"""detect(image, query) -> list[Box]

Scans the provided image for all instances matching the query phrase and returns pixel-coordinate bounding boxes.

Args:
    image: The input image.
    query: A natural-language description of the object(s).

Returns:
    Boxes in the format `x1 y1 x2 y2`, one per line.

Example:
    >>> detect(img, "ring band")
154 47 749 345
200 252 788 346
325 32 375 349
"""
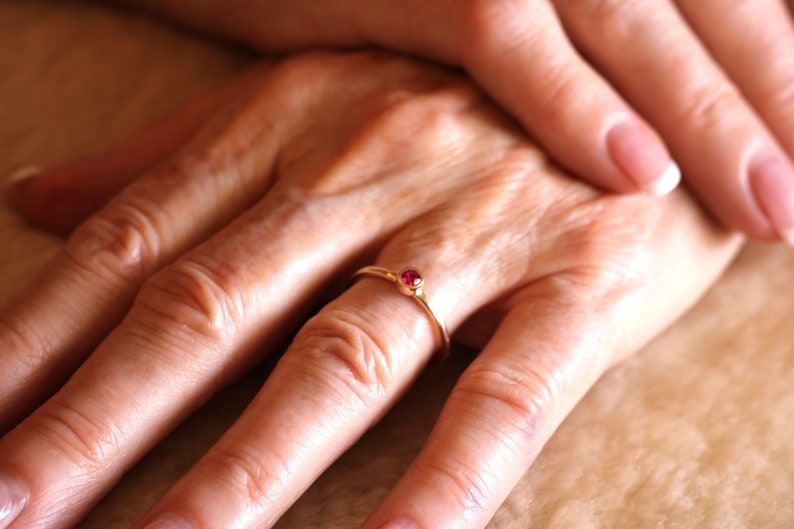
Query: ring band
352 266 450 363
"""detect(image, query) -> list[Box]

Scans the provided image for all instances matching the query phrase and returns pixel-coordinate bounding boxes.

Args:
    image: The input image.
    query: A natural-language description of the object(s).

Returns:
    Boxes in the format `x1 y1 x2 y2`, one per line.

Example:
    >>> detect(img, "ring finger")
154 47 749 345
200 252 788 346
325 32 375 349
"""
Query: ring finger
0 53 528 528
129 157 572 529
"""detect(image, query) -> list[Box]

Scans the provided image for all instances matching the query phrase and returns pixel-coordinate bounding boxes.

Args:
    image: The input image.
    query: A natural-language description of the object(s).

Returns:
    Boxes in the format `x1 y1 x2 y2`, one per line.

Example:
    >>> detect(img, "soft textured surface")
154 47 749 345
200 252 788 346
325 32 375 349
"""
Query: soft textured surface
1 2 793 528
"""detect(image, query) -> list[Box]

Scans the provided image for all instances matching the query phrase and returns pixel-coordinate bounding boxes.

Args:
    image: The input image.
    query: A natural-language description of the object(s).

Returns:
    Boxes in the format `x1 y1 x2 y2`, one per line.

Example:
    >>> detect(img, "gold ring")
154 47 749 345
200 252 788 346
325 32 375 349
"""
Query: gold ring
352 266 450 363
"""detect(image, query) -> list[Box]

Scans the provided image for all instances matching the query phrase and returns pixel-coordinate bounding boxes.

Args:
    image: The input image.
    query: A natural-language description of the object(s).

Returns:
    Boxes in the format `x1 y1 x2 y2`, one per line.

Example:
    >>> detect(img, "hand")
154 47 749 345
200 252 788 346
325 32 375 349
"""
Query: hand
107 0 794 244
2 51 740 529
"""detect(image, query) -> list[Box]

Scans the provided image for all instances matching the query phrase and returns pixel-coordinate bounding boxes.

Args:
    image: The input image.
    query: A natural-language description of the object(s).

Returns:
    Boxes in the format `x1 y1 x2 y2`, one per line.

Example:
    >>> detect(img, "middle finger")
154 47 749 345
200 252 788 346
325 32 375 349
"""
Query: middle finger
0 54 517 528
131 144 579 529
554 0 794 241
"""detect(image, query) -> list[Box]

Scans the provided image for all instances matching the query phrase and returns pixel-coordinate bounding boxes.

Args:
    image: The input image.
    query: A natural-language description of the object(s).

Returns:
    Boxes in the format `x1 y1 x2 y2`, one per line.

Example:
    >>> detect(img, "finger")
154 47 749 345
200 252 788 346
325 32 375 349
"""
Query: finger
0 57 510 526
129 175 739 529
4 67 258 234
377 0 682 195
125 0 681 195
362 282 617 529
122 142 587 529
0 64 282 432
360 203 740 529
554 0 794 242
0 190 412 528
454 0 684 196
351 0 683 195
674 0 794 245
129 282 445 529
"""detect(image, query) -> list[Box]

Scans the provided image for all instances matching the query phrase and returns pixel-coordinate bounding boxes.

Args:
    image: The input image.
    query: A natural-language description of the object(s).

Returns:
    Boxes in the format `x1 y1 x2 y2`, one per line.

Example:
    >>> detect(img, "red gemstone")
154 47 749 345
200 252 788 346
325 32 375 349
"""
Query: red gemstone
400 268 422 287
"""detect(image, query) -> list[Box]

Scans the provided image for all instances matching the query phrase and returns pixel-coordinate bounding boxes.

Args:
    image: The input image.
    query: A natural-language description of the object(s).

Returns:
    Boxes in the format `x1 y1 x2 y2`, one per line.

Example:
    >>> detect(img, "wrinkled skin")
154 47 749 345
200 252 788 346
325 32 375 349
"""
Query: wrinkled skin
103 0 794 243
2 52 741 529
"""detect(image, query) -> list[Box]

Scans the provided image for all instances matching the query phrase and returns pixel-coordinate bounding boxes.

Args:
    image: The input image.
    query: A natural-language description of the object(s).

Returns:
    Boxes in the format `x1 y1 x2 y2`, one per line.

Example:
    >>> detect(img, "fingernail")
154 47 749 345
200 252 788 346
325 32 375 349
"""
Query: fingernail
141 513 195 529
0 470 28 529
4 165 42 210
607 120 681 196
749 151 794 245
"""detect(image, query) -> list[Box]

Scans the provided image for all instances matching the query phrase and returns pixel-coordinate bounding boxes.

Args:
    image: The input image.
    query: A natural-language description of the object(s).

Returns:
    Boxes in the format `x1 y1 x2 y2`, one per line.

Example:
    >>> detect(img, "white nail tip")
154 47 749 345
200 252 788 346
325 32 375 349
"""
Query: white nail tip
6 165 41 185
644 162 682 197
782 227 794 247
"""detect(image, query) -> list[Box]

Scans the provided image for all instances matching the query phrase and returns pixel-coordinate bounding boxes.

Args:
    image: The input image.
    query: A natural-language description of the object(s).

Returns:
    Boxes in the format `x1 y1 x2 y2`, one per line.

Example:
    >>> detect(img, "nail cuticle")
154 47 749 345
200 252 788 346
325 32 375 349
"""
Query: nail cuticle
606 120 680 196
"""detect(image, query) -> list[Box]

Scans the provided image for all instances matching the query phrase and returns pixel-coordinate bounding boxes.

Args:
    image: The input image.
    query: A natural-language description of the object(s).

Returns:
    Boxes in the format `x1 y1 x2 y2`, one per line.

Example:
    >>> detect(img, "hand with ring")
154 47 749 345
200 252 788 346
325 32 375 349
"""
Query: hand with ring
2 51 741 529
102 0 794 245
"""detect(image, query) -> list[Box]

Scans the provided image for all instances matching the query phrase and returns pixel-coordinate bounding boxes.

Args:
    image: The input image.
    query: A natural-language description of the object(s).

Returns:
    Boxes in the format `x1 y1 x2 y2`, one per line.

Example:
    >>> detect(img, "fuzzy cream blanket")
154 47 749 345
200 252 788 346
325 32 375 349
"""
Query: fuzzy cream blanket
1 2 793 527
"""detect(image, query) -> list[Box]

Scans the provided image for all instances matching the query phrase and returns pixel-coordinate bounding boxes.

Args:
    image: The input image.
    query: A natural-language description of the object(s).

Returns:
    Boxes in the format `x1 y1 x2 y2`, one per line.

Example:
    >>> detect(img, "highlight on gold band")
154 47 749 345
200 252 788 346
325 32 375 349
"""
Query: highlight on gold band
351 266 450 363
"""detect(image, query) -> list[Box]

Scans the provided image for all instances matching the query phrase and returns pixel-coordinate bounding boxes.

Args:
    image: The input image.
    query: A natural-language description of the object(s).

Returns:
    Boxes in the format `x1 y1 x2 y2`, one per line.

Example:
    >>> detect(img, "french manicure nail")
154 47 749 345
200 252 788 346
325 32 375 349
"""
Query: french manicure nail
607 120 681 196
0 471 28 529
749 151 794 245
642 162 681 197
142 513 195 529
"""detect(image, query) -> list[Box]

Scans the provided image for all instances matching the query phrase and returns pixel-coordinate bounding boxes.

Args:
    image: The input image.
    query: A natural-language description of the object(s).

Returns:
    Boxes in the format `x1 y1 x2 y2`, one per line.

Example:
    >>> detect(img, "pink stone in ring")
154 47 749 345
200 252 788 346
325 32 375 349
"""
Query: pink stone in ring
400 268 422 288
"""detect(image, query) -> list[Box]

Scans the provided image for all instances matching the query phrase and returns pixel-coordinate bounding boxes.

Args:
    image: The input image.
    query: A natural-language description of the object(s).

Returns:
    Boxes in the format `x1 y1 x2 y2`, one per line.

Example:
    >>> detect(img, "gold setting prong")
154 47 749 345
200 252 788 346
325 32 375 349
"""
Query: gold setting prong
352 265 450 363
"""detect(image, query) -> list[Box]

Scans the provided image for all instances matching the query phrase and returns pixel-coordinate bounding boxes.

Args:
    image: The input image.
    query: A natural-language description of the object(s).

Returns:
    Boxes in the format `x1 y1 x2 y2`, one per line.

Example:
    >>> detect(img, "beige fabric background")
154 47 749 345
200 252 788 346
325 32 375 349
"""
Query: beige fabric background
1 1 793 527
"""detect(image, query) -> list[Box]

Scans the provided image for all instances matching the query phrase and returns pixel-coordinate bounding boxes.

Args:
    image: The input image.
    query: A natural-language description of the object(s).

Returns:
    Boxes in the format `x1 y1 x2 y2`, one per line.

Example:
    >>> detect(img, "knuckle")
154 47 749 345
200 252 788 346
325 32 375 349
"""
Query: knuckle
419 457 493 519
377 89 454 131
256 51 362 112
289 308 396 403
26 399 123 473
550 197 660 294
203 445 287 509
134 259 247 345
0 313 52 369
366 88 471 147
676 82 744 132
267 51 335 85
757 77 794 120
564 0 635 30
456 364 561 442
457 0 503 38
456 0 527 52
286 83 476 199
532 65 591 126
554 0 648 50
64 194 164 286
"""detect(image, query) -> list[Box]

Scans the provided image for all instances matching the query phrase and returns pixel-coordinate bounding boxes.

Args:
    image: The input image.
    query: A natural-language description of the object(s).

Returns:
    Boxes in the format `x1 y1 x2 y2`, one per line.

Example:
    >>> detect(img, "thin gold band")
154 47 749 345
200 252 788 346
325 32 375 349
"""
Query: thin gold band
352 266 450 363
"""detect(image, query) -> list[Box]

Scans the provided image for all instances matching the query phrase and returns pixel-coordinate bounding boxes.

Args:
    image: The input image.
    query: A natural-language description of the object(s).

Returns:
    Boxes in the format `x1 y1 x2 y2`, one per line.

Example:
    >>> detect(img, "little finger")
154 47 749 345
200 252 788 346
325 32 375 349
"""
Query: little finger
0 64 511 523
360 204 740 529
